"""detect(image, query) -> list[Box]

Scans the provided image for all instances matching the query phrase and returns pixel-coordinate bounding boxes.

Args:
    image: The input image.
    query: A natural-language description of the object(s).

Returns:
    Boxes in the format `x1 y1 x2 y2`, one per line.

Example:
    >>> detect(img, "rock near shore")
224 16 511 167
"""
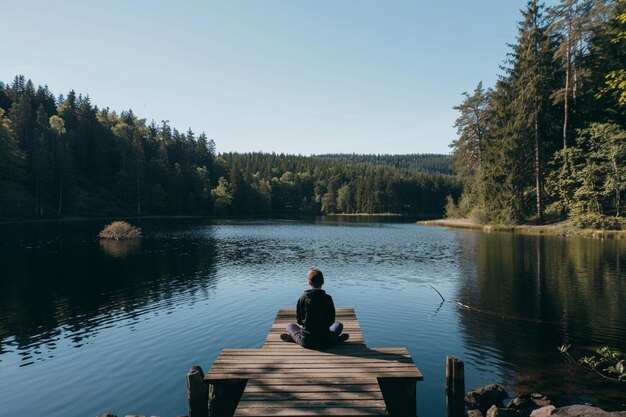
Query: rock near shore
465 385 626 417
465 384 510 414
551 405 626 417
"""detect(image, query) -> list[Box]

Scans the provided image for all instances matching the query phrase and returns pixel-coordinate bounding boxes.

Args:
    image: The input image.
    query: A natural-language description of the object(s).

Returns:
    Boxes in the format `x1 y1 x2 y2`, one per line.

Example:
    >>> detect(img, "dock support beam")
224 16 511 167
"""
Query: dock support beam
187 366 246 417
207 379 247 417
378 378 417 416
445 356 465 417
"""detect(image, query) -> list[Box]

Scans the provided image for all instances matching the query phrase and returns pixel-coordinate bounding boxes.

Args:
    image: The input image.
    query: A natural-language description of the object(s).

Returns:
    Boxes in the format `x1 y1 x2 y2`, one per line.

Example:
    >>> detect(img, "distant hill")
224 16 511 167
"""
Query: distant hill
314 153 454 175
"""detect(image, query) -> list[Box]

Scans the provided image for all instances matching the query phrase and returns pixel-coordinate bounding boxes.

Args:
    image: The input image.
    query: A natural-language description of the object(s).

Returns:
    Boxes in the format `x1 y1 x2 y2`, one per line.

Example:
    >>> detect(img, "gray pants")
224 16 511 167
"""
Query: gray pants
287 322 343 347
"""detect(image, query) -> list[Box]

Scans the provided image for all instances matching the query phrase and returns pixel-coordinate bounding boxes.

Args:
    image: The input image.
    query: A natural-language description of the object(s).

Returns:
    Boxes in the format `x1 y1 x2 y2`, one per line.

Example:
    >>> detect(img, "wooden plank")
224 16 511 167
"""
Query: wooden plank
248 376 378 386
240 392 384 401
213 356 413 366
210 363 417 370
216 350 408 356
229 377 383 385
207 371 422 380
211 359 413 365
260 344 367 350
219 348 410 355
210 367 416 373
237 400 386 408
209 369 421 376
214 355 411 361
235 407 387 416
210 365 419 372
215 353 408 359
212 355 412 362
261 343 367 348
242 385 381 393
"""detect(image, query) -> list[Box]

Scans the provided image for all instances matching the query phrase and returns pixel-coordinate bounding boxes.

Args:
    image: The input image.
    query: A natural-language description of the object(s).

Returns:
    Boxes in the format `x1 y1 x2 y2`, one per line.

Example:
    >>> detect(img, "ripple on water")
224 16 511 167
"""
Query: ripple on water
1 220 626 417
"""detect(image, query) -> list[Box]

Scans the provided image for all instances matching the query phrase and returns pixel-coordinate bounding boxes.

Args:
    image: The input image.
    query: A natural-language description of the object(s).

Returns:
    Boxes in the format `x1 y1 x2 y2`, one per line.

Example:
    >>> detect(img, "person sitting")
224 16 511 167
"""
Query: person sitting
281 268 349 348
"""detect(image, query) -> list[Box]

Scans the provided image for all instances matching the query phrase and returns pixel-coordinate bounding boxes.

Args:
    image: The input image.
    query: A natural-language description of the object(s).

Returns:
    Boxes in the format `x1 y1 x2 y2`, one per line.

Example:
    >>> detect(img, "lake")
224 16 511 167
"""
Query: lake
0 218 624 417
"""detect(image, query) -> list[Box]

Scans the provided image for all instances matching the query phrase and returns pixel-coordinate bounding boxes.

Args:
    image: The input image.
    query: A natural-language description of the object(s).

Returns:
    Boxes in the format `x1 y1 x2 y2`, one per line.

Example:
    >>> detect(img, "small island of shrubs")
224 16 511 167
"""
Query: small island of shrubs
98 221 142 240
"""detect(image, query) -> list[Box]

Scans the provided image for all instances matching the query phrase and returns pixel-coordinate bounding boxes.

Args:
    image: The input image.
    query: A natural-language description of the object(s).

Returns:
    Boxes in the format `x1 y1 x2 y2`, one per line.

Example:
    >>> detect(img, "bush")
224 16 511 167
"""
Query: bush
544 201 567 221
98 221 142 239
444 195 460 218
573 213 624 230
469 207 490 224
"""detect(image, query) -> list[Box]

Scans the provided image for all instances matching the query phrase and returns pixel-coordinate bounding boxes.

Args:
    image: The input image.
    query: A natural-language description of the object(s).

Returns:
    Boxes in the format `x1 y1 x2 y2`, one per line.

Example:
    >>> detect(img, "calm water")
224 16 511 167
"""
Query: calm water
0 218 625 417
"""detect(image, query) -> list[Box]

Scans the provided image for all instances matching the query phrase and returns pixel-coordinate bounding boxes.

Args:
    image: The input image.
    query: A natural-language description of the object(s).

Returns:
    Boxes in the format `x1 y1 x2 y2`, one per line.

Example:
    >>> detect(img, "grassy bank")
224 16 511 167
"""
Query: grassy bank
419 218 626 239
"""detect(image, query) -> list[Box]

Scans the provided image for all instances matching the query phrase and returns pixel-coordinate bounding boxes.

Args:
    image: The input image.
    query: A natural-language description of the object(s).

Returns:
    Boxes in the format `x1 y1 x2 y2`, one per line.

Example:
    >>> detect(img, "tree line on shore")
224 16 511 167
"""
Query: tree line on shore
0 77 460 219
448 0 626 229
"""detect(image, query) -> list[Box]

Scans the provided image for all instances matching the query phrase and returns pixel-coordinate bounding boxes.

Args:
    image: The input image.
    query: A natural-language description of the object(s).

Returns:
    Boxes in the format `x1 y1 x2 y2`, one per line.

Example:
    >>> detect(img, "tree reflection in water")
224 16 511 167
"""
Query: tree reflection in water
455 232 626 410
0 219 218 360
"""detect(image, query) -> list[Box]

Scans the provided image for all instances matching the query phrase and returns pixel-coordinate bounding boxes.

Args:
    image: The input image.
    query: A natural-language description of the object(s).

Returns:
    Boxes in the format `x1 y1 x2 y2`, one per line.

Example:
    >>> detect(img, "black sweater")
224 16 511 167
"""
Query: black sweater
296 288 336 348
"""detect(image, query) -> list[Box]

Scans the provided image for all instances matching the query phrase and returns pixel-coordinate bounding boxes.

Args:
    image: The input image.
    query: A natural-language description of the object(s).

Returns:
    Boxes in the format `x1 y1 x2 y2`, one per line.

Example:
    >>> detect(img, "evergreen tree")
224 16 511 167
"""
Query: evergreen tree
548 0 595 148
598 0 626 107
449 82 491 217
480 0 562 223
49 115 67 215
0 108 29 217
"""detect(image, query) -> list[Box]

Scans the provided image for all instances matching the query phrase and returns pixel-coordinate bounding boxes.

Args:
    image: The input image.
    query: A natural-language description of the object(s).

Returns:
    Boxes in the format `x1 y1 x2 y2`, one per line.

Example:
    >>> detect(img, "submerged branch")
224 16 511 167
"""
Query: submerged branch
429 285 445 302
455 302 560 325
559 350 623 383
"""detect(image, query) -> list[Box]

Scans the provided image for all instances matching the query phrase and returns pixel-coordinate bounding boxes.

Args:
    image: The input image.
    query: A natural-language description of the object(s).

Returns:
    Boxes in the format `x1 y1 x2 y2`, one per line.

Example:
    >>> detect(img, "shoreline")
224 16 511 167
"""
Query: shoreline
419 218 626 238
0 215 208 225
326 212 404 217
0 213 435 225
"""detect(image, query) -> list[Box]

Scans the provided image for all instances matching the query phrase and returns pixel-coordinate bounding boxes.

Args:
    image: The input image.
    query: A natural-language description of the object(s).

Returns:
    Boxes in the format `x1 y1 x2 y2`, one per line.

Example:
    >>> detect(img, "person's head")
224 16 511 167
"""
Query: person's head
307 268 324 288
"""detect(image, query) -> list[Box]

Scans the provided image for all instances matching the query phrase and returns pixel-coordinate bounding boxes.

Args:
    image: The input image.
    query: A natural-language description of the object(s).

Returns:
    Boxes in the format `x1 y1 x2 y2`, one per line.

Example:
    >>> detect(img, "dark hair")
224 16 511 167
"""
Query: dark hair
307 268 324 288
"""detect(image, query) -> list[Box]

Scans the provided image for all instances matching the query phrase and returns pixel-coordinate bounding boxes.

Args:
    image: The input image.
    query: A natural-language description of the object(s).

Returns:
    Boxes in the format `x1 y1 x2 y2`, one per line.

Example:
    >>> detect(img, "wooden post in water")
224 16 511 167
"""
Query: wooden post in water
445 356 465 417
187 365 209 417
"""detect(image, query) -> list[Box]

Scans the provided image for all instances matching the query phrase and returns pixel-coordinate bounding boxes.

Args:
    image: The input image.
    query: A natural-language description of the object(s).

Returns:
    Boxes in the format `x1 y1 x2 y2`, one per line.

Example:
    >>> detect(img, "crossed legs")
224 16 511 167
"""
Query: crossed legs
284 322 346 346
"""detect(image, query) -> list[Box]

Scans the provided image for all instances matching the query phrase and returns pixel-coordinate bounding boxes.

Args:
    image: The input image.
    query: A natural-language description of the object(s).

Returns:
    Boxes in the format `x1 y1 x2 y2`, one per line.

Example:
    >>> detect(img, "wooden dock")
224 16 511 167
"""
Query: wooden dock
200 308 423 417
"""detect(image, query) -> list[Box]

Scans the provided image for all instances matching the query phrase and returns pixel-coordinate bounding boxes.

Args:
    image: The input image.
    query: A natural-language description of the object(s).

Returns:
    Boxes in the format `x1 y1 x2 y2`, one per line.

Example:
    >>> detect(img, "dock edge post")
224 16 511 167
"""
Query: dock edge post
187 365 209 417
445 356 465 417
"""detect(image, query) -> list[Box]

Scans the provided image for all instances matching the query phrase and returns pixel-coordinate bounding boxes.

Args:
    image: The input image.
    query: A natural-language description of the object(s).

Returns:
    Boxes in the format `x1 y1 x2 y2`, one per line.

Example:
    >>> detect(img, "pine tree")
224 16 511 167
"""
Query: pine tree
548 0 596 148
484 0 562 223
598 0 626 108
450 82 491 217
0 108 29 216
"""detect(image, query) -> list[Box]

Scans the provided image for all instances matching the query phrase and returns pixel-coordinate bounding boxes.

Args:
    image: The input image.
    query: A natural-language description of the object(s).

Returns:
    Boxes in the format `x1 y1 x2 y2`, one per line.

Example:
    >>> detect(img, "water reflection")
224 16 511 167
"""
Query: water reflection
99 239 141 259
0 220 219 362
455 232 626 409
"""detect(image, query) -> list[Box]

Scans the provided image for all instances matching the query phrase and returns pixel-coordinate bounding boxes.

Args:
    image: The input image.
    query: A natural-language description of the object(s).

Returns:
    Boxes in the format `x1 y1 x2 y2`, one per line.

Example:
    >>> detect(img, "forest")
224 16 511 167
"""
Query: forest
5 0 624 227
448 0 626 229
0 78 460 219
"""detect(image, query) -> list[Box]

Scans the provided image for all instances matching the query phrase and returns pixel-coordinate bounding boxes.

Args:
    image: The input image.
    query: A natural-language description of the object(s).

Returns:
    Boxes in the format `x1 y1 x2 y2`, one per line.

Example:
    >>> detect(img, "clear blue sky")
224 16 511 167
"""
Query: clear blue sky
1 1 543 155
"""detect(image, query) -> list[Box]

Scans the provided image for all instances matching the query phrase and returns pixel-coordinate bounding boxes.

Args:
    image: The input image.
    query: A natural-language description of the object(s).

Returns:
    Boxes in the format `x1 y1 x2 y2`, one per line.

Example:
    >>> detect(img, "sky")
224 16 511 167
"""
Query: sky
1 1 547 155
